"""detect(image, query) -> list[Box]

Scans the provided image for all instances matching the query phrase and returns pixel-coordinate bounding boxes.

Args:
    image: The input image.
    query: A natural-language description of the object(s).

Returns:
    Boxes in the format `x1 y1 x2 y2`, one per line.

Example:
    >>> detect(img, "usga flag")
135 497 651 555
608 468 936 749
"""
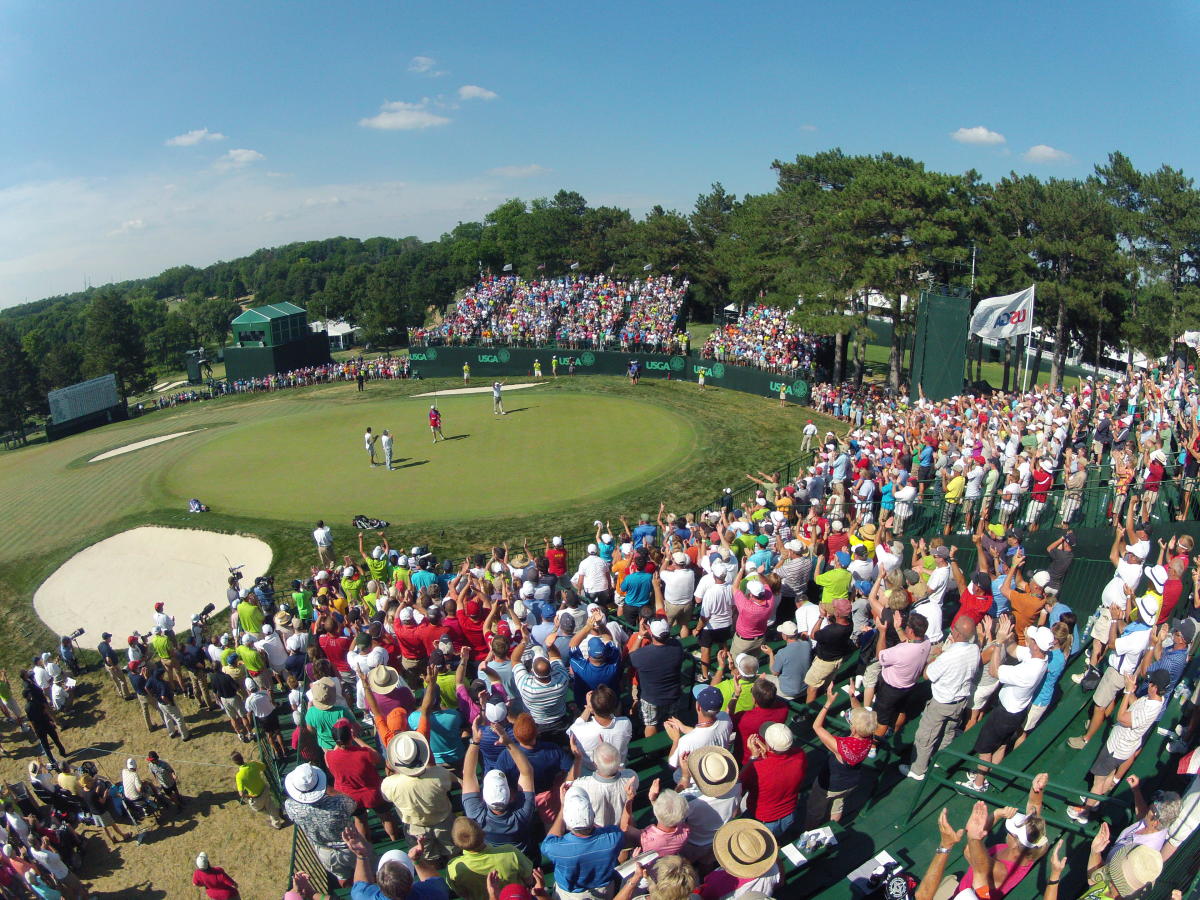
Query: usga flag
970 286 1035 340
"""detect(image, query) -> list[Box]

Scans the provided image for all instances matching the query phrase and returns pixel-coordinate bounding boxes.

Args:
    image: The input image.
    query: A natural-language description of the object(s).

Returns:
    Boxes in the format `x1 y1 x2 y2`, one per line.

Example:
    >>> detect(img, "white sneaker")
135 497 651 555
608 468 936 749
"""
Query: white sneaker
899 765 925 781
1070 672 1085 685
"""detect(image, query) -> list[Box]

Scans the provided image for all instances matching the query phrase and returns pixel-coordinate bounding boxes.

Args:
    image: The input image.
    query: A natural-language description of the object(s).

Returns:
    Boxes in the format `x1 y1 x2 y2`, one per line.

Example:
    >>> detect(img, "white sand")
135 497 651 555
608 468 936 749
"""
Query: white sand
413 381 545 398
34 527 272 641
89 430 197 462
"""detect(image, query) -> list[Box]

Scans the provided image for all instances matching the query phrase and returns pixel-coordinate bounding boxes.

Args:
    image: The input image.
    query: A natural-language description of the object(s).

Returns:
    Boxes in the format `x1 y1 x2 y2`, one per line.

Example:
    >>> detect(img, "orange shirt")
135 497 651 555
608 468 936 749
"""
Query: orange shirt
1008 590 1042 633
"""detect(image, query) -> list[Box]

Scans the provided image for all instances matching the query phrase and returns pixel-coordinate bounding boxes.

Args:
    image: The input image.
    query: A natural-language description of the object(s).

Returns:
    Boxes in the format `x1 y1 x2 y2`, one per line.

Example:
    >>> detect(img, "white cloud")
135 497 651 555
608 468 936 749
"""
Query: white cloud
458 84 498 101
1023 144 1072 164
951 126 1006 146
0 172 506 306
487 164 550 178
107 218 146 237
359 99 451 130
799 124 818 132
408 55 446 76
212 148 265 172
165 128 226 147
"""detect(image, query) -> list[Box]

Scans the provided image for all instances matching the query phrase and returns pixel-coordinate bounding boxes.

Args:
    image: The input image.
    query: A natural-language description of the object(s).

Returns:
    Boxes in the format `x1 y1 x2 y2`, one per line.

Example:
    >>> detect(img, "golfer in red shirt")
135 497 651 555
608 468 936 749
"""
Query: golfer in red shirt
429 405 444 442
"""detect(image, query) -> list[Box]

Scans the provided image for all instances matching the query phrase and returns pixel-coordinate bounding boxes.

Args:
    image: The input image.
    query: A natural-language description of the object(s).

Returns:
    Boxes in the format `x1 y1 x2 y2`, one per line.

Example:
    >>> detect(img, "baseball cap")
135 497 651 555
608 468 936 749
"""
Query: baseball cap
482 769 511 808
1025 626 1054 652
932 546 951 560
777 621 798 636
649 620 670 639
696 686 724 713
763 722 794 753
1149 669 1172 693
672 551 689 565
1031 571 1051 588
746 580 766 597
563 792 595 830
1175 619 1197 643
587 637 608 659
485 701 508 723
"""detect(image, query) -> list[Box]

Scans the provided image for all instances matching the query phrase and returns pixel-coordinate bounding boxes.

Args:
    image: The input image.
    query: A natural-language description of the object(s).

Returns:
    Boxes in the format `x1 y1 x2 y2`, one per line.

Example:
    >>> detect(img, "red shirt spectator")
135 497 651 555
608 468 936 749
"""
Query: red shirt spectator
394 623 427 660
192 865 240 900
826 530 849 561
416 621 449 656
547 547 567 577
1145 459 1165 492
1031 467 1053 503
740 746 807 823
456 602 489 661
952 582 993 629
325 741 387 810
731 701 789 764
318 632 352 673
1160 574 1183 624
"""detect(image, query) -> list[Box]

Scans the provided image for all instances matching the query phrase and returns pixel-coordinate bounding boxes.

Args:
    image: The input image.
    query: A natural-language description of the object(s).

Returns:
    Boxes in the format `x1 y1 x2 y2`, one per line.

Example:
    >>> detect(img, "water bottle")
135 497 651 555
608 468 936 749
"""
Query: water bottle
1176 680 1191 705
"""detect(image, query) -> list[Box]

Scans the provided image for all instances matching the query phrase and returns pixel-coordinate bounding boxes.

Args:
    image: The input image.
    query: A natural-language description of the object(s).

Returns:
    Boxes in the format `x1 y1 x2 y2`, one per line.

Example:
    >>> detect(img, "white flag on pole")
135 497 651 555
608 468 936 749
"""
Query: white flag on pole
970 286 1035 340
1177 331 1200 351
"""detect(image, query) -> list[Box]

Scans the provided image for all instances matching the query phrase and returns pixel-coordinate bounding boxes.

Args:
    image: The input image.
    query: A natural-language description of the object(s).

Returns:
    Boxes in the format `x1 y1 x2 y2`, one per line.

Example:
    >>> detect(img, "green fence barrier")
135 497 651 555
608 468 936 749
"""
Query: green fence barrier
406 345 811 403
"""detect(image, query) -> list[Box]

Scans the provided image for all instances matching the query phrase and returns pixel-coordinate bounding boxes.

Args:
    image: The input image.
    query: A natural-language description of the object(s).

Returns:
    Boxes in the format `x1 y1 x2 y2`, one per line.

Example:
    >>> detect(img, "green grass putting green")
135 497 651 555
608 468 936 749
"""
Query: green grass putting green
163 389 696 523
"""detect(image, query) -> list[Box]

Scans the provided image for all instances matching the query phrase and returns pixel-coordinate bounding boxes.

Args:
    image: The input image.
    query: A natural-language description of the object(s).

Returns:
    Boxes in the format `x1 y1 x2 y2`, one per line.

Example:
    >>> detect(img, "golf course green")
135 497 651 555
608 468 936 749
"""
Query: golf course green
162 389 696 523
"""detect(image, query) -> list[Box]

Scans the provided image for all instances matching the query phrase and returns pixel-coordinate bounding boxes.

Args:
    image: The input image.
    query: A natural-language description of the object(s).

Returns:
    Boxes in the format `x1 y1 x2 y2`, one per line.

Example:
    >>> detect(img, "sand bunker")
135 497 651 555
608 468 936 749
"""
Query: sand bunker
413 381 545 397
90 431 197 462
155 380 186 393
34 527 272 642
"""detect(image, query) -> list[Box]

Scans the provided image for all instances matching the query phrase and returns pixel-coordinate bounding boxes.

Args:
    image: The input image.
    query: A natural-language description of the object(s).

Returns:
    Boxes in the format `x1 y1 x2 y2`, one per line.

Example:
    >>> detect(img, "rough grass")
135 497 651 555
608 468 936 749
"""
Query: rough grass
0 374 842 896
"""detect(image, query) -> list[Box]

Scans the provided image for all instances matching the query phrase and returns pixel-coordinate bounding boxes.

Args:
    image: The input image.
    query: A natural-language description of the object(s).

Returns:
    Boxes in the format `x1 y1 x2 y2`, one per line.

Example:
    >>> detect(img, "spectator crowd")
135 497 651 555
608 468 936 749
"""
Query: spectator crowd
409 274 688 352
701 304 829 375
15 350 1200 900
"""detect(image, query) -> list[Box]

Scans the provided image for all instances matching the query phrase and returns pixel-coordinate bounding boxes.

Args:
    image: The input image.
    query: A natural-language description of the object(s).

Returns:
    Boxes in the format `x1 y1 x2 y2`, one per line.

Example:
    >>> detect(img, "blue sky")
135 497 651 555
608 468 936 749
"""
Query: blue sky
2 0 1197 307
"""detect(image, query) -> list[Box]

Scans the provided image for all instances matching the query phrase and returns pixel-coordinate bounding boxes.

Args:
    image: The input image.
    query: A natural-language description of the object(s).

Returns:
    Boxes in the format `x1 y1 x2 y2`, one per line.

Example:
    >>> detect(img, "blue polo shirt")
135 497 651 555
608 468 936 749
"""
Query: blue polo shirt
568 645 621 706
494 741 572 793
353 878 448 900
631 524 658 547
541 827 624 893
463 790 537 858
620 571 653 609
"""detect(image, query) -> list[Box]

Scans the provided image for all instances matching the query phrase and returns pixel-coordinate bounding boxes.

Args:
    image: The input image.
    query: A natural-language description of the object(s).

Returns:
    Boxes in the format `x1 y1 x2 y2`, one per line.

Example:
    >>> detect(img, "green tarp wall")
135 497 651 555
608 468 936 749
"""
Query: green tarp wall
910 289 970 402
405 346 811 403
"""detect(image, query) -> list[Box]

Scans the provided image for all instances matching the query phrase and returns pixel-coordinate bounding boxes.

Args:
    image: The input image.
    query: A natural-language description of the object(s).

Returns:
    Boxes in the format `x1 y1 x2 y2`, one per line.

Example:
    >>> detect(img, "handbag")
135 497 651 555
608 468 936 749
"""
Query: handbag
1079 665 1102 692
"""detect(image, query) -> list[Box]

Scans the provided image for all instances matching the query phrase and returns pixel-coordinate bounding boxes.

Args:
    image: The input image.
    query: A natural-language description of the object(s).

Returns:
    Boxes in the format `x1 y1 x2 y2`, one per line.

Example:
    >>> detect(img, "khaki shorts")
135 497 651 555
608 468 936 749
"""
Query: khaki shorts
219 695 241 719
665 602 692 629
805 656 842 689
1093 665 1127 708
1023 703 1048 731
1090 607 1114 643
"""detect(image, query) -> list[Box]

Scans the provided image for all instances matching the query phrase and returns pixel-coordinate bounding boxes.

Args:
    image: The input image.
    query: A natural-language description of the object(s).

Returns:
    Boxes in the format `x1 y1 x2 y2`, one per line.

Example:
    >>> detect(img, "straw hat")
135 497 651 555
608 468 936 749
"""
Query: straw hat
386 731 431 776
273 610 294 628
689 745 739 797
1100 844 1162 897
368 665 401 695
712 819 779 879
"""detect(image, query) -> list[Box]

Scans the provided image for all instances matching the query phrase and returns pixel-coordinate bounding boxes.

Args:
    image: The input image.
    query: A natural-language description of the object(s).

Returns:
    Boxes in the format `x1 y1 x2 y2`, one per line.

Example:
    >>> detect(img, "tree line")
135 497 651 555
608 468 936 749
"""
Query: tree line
0 148 1197 439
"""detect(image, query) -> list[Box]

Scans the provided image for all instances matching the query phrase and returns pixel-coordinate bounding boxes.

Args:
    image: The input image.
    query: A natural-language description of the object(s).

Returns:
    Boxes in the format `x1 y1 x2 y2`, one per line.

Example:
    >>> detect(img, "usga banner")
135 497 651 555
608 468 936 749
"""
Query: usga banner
970 286 1035 340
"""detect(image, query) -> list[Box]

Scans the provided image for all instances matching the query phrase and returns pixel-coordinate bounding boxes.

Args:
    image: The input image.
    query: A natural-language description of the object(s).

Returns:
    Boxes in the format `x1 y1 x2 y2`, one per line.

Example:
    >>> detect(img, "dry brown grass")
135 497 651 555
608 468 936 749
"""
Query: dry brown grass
0 671 292 898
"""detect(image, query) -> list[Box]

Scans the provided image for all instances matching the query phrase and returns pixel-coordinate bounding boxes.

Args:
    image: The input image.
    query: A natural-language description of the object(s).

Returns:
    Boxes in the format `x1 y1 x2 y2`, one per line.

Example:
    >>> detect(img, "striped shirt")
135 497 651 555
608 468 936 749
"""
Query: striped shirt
512 660 569 725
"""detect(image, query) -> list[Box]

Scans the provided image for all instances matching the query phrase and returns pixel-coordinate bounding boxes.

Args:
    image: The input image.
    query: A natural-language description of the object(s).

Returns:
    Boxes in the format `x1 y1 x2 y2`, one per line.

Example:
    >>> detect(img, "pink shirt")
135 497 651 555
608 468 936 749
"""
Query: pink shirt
733 588 774 639
879 639 932 690
958 845 1035 899
638 823 691 858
